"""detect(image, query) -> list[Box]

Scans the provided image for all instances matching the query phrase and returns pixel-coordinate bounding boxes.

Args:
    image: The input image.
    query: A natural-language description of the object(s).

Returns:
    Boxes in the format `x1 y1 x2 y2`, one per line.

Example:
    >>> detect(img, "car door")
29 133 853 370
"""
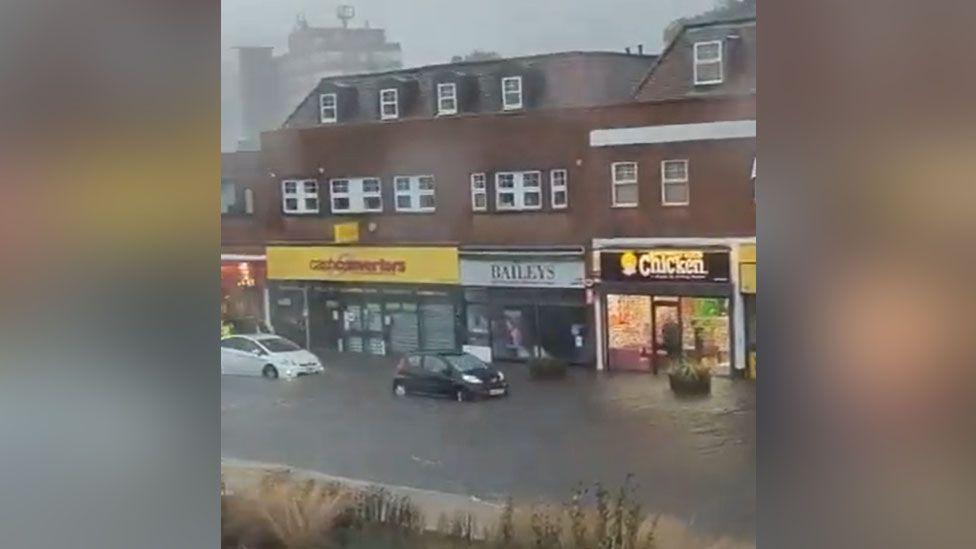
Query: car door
220 337 249 375
236 338 270 376
400 354 425 393
422 356 454 396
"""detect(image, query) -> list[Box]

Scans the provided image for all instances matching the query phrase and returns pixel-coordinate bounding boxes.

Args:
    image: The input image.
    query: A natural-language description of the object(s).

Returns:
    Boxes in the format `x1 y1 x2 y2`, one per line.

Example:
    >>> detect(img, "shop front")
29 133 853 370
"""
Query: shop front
266 245 461 356
596 248 736 376
459 249 592 365
220 254 268 336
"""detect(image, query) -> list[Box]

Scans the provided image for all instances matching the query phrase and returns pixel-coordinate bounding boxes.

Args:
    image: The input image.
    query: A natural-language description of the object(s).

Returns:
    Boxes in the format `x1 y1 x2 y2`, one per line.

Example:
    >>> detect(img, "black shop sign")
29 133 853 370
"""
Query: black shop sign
601 250 730 283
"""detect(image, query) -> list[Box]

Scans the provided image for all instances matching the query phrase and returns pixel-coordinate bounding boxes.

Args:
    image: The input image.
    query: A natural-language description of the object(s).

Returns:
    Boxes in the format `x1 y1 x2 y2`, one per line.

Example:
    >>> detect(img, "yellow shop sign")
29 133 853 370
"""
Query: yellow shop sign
739 244 756 294
267 246 459 284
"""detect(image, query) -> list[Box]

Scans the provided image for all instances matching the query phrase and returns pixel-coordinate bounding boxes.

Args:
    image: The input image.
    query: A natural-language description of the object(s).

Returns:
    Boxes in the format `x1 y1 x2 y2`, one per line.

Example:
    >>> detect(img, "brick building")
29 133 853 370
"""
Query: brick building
220 12 757 374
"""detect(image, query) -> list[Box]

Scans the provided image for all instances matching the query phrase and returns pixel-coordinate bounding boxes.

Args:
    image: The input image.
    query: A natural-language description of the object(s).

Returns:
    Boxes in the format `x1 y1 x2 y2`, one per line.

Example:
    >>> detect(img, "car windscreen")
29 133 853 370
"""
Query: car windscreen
442 354 487 372
257 337 302 353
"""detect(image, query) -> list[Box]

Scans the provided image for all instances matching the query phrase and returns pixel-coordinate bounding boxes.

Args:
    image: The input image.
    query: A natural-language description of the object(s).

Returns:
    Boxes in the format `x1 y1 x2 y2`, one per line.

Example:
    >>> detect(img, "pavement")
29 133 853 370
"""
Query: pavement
221 351 755 542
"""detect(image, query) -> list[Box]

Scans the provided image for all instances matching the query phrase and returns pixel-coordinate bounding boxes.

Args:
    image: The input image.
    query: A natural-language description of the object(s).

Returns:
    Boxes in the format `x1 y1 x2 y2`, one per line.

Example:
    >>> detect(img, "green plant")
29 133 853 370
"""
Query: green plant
669 358 711 381
566 483 589 548
530 505 562 548
528 357 569 380
498 496 515 545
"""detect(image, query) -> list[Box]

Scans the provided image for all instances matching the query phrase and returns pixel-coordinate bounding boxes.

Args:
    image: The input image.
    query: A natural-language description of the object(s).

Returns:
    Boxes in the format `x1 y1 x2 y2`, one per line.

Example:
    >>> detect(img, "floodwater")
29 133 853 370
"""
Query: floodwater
221 352 755 541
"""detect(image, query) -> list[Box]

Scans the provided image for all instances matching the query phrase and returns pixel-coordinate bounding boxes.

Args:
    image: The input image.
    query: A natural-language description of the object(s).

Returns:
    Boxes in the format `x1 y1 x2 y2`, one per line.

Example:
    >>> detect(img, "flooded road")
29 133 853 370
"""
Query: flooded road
221 352 755 541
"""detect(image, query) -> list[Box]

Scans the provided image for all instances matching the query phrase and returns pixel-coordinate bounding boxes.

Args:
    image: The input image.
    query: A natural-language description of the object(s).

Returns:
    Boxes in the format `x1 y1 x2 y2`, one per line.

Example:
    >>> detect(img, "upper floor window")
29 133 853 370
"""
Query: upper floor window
611 162 638 207
282 179 319 214
501 76 523 110
693 41 723 85
496 171 541 211
394 175 436 212
221 180 255 215
380 88 399 119
330 178 383 213
319 93 337 123
437 83 457 115
550 169 568 209
661 160 690 206
470 173 487 212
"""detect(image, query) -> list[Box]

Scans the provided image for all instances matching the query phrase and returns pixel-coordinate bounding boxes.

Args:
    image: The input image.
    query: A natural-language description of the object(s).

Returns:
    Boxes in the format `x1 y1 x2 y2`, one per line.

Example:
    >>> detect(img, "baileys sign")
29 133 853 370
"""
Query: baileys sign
461 257 585 288
601 250 730 283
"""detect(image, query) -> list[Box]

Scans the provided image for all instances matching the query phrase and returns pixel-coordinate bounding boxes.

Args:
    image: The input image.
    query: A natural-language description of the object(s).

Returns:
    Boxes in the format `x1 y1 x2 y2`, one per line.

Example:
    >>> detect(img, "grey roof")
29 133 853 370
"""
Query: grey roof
279 51 658 129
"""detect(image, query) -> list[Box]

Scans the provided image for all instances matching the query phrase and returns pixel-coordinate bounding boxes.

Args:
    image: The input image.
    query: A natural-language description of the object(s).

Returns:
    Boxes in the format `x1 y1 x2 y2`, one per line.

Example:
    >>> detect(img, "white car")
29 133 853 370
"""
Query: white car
220 334 324 379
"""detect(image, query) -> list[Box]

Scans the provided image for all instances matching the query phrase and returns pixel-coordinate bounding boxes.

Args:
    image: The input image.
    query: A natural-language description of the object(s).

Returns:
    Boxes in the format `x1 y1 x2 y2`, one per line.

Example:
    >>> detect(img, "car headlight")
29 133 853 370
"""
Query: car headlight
497 372 505 381
461 374 483 384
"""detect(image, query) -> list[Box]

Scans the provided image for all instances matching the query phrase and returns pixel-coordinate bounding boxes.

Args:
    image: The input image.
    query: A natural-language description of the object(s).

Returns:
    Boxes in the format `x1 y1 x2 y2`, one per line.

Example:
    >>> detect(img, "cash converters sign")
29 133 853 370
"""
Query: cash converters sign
267 246 459 284
600 250 730 283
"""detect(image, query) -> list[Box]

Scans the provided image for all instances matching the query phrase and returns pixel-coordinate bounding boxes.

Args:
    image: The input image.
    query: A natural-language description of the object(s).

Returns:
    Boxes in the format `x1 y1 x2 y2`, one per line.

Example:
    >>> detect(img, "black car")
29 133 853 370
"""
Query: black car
393 351 509 402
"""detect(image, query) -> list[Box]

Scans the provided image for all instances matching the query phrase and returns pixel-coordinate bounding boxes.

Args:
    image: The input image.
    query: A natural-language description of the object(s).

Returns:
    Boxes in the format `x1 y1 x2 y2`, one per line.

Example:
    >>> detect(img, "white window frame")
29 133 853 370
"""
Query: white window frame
470 173 487 212
329 178 383 214
281 179 320 214
611 162 639 208
501 76 523 110
693 40 724 85
495 171 542 211
661 159 690 206
243 188 254 214
550 169 568 209
436 83 458 115
379 88 399 120
393 175 436 213
319 93 338 123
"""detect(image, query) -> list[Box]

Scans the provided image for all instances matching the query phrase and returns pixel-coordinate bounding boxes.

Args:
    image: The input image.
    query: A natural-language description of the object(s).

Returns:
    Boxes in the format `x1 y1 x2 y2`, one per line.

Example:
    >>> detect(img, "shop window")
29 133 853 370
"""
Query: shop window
394 175 436 212
501 76 523 110
606 294 652 371
495 171 542 211
550 169 568 209
491 306 535 360
470 173 487 212
465 304 490 347
281 179 320 214
693 40 723 85
661 159 690 206
330 177 383 213
437 82 457 115
611 162 638 207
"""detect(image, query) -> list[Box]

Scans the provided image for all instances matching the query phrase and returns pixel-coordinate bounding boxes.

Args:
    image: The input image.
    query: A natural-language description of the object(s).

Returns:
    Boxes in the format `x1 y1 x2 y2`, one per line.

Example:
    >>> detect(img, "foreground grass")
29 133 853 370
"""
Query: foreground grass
221 470 753 549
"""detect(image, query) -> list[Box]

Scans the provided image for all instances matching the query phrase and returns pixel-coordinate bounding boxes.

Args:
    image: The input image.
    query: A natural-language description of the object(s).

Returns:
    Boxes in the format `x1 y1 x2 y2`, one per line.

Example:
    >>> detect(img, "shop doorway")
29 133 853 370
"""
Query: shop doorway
606 294 732 374
269 285 308 349
652 297 681 373
308 288 341 355
342 299 386 355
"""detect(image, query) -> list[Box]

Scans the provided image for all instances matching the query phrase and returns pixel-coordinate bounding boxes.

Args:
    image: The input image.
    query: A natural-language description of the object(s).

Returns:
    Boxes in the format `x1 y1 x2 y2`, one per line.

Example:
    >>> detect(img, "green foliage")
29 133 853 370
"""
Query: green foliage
499 497 515 545
528 358 569 380
669 358 711 382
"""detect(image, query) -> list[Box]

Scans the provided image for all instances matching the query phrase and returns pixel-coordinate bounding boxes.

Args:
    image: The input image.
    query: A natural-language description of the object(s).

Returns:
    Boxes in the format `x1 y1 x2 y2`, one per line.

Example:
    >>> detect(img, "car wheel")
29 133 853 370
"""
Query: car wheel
393 382 407 397
262 365 279 379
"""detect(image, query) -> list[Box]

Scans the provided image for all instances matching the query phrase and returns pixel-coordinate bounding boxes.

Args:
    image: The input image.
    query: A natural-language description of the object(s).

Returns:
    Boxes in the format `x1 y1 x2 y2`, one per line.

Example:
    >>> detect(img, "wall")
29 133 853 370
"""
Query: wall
221 96 756 249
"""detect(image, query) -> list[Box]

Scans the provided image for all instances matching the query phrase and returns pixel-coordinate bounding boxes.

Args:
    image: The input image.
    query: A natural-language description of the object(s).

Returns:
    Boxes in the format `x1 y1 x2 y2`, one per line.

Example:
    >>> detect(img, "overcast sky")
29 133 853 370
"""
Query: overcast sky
221 0 716 65
220 0 718 150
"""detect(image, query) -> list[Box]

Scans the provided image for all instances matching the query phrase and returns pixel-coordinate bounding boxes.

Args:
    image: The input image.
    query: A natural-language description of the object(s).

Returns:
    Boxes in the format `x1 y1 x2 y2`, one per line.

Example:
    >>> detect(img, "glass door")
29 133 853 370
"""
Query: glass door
364 301 386 355
652 296 681 372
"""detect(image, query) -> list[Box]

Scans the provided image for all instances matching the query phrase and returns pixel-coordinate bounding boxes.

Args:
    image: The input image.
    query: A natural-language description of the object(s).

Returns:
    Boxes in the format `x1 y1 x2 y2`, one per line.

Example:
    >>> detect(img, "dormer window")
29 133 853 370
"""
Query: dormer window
319 93 337 123
437 83 457 115
693 41 723 85
380 88 399 119
501 76 523 110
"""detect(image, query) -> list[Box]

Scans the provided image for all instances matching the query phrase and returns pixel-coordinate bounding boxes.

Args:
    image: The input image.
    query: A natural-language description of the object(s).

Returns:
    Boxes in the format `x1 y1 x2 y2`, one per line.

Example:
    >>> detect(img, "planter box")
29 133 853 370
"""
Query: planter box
668 373 711 395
